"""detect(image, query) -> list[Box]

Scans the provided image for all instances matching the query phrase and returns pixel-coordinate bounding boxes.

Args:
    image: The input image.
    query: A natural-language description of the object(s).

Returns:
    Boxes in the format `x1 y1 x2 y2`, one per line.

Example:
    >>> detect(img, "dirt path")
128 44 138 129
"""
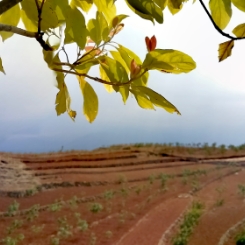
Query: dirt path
115 195 191 245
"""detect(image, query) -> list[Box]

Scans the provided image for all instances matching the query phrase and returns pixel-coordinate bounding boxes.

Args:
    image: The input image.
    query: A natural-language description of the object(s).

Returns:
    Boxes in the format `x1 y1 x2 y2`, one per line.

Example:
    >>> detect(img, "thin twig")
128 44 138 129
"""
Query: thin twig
52 68 148 86
199 0 245 40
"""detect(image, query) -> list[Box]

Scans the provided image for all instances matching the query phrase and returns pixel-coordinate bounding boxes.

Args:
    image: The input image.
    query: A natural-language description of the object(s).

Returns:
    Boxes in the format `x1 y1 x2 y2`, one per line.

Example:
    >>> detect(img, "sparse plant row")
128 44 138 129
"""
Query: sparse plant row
0 164 226 199
189 167 242 195
0 180 171 245
158 196 194 245
0 164 235 218
171 201 205 245
0 182 141 218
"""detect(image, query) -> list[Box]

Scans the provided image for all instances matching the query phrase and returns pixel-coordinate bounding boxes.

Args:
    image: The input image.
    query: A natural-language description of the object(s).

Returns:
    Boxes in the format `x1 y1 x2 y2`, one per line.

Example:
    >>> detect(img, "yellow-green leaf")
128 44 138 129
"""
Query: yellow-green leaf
209 0 232 30
111 14 129 28
218 40 234 62
154 0 168 10
50 0 70 22
110 50 130 73
65 6 88 49
125 0 163 24
118 85 130 104
99 65 114 93
55 73 68 115
99 56 129 83
132 86 180 114
169 0 183 9
0 58 6 74
232 23 245 37
97 12 110 41
168 0 183 15
68 110 77 121
231 0 245 12
93 0 116 23
131 71 149 86
21 0 59 31
130 89 154 109
71 0 93 13
87 11 109 45
79 77 98 123
142 49 196 73
21 9 37 32
0 4 20 41
117 44 142 69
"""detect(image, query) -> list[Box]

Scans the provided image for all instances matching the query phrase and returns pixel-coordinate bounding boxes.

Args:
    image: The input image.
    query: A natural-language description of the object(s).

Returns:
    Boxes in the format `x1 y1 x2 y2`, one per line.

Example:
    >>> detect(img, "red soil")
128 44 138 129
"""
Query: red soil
1 145 245 245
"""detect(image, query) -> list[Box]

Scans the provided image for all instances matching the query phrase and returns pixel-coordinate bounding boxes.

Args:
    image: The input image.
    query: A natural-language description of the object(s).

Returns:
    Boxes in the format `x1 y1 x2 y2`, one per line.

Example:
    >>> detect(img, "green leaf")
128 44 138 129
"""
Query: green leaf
0 57 6 74
97 12 110 41
110 50 130 73
117 44 142 69
99 57 129 102
87 19 102 45
111 14 129 28
232 23 245 37
55 72 76 120
118 85 130 104
0 4 20 41
218 40 234 62
168 0 183 15
79 77 98 123
131 71 149 86
99 56 129 83
231 0 245 12
21 0 59 31
93 0 116 23
132 86 180 114
125 0 163 23
65 6 88 49
142 49 196 73
168 0 183 9
99 65 114 93
154 0 168 10
209 0 232 30
130 89 154 109
87 11 109 45
21 9 37 32
55 73 68 115
71 0 93 13
50 0 70 22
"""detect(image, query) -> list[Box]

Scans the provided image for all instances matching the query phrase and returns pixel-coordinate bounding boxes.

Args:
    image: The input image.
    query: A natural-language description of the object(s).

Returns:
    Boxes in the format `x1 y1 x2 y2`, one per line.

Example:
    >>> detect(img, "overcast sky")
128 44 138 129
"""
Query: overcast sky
1 1 245 153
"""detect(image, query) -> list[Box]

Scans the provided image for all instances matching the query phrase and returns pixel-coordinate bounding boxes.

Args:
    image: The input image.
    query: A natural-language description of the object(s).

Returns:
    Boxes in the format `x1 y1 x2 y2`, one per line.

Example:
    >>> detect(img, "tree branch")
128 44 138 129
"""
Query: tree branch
0 0 22 15
0 23 37 38
52 68 148 86
199 0 245 40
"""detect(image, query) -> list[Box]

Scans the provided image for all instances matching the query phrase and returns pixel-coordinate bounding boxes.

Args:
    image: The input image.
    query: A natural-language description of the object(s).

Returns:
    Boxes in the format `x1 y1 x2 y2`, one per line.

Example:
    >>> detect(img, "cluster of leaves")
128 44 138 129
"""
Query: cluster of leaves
206 0 245 61
0 0 196 122
1 0 245 122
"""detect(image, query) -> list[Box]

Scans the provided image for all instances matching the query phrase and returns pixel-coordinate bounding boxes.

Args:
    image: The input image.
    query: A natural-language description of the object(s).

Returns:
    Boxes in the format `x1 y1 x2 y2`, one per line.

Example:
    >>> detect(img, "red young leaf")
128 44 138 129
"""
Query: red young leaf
145 35 157 52
150 35 157 50
145 36 151 52
130 59 141 78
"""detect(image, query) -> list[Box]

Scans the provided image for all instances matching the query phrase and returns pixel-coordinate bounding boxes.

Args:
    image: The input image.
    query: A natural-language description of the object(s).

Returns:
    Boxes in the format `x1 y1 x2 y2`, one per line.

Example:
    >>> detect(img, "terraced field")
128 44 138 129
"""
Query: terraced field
1 144 245 245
